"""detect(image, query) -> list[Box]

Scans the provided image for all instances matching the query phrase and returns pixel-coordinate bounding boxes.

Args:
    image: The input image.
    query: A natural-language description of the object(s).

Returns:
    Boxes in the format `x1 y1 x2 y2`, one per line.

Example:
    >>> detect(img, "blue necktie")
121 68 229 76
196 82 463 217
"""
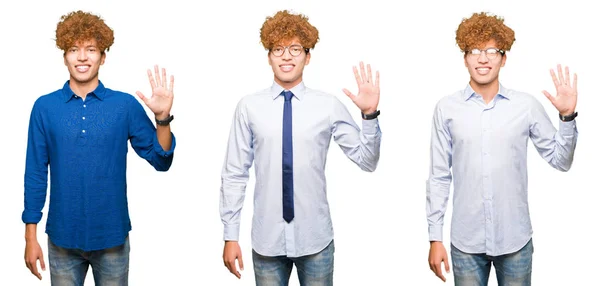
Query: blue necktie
282 90 294 223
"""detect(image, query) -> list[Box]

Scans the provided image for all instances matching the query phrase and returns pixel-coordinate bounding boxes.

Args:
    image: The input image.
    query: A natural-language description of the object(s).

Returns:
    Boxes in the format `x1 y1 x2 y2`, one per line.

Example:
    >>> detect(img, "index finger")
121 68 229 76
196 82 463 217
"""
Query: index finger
549 69 559 88
27 262 41 280
556 64 565 84
352 66 361 85
169 75 175 93
146 69 156 89
431 261 446 282
225 259 241 279
359 61 366 83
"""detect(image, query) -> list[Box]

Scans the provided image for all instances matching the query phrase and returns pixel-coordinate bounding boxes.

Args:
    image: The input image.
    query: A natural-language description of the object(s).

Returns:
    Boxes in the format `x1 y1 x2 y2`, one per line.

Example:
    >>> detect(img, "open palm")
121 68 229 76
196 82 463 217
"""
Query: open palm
542 64 577 116
136 65 174 119
342 61 380 115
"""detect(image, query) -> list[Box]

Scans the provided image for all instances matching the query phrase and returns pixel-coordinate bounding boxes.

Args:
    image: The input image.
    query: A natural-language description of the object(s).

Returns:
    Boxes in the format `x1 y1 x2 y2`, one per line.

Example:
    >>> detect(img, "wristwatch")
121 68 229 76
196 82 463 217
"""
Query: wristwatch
155 114 174 126
559 112 577 122
361 110 380 120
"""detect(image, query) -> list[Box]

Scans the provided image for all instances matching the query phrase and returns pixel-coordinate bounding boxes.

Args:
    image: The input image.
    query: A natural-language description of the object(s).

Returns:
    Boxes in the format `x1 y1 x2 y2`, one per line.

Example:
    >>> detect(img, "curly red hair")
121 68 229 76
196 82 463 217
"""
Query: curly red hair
260 10 319 51
55 10 114 53
456 12 515 53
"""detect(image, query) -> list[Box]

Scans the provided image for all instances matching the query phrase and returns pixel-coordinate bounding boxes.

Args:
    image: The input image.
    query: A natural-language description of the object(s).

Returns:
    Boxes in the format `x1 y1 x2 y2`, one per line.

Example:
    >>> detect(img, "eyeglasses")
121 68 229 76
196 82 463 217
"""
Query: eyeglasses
465 48 505 60
271 45 309 57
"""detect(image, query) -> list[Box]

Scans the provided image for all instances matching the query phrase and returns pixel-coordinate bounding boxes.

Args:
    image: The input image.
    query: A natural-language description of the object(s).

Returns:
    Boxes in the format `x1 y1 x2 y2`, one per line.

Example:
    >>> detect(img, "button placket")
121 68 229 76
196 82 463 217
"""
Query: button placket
481 108 494 253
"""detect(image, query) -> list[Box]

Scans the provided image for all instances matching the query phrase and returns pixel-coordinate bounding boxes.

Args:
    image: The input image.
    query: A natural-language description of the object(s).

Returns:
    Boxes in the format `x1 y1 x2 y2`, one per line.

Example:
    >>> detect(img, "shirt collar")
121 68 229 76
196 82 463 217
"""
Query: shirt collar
462 82 510 101
62 80 107 102
270 81 306 100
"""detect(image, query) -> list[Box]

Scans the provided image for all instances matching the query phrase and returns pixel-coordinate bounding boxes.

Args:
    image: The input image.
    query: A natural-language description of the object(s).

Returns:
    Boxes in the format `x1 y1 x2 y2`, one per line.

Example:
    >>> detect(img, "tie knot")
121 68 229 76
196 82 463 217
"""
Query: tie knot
283 90 293 101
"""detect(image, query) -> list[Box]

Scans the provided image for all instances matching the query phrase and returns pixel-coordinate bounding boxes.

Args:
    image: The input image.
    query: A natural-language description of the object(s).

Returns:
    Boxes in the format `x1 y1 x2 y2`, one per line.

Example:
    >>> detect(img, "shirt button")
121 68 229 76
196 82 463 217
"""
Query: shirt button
83 105 87 108
82 130 86 133
82 117 86 120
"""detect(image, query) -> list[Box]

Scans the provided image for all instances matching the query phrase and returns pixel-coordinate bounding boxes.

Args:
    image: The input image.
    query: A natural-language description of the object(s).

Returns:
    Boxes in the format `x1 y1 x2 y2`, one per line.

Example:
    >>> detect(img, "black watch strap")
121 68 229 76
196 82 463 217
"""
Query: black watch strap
156 114 174 126
361 110 380 120
559 112 577 122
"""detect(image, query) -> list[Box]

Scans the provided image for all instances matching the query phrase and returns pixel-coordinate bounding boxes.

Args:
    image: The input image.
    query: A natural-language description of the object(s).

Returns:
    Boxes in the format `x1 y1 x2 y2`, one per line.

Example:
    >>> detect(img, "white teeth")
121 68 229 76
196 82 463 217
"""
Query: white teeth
76 66 89 72
476 68 490 71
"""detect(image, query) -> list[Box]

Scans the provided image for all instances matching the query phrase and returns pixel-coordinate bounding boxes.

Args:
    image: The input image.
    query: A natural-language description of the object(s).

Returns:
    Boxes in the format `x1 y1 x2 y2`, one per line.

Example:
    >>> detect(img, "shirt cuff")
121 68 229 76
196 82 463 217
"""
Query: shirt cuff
22 210 42 224
558 120 577 137
428 225 443 242
223 224 240 241
153 132 176 157
361 118 380 135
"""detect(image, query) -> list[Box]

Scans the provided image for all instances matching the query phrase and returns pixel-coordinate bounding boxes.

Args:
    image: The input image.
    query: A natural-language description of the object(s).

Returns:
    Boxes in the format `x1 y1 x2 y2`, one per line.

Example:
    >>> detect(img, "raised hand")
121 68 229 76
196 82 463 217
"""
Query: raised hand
542 64 577 116
342 61 380 115
136 65 174 119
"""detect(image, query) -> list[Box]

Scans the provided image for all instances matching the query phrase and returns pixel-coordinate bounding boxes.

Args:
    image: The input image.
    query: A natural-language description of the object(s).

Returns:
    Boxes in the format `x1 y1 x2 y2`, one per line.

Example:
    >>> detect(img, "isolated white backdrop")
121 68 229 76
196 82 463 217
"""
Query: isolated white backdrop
0 0 597 285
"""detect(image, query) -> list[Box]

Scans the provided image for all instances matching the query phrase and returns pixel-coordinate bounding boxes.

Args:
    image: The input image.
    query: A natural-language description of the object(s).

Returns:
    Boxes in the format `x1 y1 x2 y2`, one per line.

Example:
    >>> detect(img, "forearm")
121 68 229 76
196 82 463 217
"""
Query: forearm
552 120 578 170
25 224 38 242
156 124 172 151
357 118 382 171
537 120 578 171
426 178 451 242
220 184 246 241
337 118 381 172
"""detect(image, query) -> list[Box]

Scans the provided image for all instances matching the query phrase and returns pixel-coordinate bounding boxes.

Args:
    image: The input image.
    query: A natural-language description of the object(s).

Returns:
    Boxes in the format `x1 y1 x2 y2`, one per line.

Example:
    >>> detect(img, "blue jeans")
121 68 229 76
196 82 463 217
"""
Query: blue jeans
451 239 533 286
252 240 335 286
48 237 130 286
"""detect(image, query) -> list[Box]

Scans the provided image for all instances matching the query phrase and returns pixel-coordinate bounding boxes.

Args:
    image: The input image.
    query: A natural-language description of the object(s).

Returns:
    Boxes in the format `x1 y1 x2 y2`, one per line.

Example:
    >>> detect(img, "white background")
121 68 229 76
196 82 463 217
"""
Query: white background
1 0 597 285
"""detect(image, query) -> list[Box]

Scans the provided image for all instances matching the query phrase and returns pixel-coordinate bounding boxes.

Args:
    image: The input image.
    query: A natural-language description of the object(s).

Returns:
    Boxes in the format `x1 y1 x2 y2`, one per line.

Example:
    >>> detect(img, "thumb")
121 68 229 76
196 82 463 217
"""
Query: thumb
40 254 46 271
542 90 554 104
444 254 450 273
136 91 149 105
342 88 355 102
238 252 244 271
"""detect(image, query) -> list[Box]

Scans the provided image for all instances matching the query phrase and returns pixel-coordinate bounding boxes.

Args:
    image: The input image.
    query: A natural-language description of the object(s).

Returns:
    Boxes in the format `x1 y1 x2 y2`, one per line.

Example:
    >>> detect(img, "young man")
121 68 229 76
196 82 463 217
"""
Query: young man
426 12 578 285
220 10 381 285
22 10 176 285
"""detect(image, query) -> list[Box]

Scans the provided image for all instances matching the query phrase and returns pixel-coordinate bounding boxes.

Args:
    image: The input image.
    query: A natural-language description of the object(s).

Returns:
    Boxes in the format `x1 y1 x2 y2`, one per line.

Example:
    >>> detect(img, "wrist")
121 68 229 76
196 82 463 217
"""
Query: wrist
361 108 377 115
155 114 174 126
155 112 170 121
559 109 575 116
25 223 37 241
361 110 380 120
25 232 37 242
559 111 578 122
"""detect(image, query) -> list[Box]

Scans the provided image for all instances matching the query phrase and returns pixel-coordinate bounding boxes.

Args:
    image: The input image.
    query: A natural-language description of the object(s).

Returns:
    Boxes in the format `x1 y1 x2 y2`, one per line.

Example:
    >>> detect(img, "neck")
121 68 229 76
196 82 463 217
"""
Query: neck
69 78 99 100
470 79 499 104
274 78 302 91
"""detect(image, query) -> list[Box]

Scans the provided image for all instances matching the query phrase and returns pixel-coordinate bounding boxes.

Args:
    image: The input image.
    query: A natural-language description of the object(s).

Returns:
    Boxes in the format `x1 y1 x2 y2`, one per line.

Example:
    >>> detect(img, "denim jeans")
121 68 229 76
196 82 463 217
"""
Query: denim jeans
451 239 533 286
252 240 335 286
48 237 130 286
